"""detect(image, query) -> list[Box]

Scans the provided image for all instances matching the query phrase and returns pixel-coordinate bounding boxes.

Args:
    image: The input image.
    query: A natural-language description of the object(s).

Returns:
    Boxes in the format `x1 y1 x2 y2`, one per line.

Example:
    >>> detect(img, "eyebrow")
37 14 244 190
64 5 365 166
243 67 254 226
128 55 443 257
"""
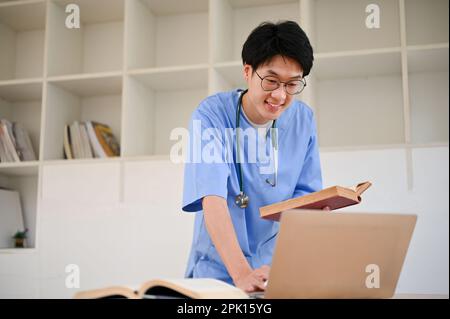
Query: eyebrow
265 69 303 79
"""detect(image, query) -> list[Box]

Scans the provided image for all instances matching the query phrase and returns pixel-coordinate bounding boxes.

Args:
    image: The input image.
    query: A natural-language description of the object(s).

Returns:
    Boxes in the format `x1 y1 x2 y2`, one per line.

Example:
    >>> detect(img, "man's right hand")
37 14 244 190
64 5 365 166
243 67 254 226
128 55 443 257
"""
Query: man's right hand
234 265 270 293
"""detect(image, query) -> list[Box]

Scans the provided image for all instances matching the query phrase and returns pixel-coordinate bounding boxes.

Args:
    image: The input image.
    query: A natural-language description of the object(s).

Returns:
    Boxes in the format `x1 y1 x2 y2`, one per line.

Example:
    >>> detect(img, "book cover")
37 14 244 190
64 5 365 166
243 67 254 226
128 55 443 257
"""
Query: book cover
260 181 372 221
69 122 83 159
85 121 107 158
63 124 73 160
79 123 94 159
92 122 120 157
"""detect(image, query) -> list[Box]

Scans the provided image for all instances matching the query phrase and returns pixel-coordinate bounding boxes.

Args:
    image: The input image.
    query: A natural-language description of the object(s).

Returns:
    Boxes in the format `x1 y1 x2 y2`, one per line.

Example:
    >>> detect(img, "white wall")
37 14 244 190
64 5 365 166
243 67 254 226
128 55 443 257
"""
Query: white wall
0 146 447 298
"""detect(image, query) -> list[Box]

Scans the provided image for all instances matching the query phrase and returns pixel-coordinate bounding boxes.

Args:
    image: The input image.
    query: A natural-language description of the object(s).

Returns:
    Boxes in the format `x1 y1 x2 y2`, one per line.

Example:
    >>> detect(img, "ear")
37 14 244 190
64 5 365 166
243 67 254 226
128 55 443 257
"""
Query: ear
243 64 252 81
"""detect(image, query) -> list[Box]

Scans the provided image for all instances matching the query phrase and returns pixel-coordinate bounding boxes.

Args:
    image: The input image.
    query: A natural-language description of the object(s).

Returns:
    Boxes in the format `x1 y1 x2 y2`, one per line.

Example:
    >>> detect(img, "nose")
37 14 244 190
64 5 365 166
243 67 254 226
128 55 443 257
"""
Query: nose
271 84 287 103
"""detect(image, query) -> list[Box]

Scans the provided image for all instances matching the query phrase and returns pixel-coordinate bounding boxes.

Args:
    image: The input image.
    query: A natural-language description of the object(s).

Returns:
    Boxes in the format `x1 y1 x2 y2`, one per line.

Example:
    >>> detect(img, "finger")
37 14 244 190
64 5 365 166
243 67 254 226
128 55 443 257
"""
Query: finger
244 285 254 293
253 281 266 291
254 269 269 280
250 277 267 291
255 272 269 281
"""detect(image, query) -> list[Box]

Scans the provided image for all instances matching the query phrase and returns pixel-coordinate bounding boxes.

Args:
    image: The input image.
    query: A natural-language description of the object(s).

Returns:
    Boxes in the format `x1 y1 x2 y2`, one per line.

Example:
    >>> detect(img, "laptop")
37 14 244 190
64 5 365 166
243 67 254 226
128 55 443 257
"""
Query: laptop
252 210 417 299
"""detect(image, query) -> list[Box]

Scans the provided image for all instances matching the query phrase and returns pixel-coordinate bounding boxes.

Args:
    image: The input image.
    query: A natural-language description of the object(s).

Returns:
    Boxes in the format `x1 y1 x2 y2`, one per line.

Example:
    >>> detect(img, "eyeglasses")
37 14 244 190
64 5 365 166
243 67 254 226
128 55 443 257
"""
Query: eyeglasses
255 70 307 95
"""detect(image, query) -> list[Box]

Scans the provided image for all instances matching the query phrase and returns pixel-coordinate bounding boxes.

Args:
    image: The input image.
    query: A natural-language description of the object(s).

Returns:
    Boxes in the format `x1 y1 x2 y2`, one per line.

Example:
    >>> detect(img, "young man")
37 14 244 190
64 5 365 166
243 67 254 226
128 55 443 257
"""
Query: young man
182 21 323 293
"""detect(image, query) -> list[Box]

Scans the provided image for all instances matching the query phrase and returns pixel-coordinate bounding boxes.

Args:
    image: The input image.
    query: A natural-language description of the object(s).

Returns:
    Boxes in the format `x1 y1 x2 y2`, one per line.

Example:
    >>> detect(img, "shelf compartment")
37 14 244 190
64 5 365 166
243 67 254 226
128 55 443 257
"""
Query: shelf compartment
407 45 449 73
314 49 402 80
211 62 245 94
123 71 207 157
0 161 38 176
408 46 449 144
0 0 46 81
316 58 405 147
211 0 300 63
0 165 38 249
0 79 42 102
405 0 449 46
126 0 208 70
0 81 42 161
41 161 121 204
47 72 122 97
47 0 124 76
44 74 123 160
128 65 208 91
0 0 45 6
314 0 400 53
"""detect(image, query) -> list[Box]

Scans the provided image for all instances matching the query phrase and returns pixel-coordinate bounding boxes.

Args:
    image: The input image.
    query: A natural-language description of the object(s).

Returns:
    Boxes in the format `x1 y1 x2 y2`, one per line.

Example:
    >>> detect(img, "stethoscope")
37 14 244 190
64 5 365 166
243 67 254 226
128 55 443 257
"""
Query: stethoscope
235 89 278 209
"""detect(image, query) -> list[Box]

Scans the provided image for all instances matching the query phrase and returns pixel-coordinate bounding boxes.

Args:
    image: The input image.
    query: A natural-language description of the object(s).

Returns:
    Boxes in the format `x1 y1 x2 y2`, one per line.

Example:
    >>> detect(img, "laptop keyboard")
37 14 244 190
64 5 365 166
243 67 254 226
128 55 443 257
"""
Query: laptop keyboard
248 291 265 299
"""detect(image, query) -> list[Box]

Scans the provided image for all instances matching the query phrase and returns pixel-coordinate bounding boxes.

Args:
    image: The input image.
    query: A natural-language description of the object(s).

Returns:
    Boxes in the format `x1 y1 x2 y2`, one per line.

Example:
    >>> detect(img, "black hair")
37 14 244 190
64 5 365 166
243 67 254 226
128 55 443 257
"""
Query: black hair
241 20 314 77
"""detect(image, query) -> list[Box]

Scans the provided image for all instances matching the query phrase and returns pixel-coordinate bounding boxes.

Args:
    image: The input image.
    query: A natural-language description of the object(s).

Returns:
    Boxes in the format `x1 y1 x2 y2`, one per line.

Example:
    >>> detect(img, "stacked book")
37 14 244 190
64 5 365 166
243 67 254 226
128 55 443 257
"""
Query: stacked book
64 121 120 159
0 119 37 163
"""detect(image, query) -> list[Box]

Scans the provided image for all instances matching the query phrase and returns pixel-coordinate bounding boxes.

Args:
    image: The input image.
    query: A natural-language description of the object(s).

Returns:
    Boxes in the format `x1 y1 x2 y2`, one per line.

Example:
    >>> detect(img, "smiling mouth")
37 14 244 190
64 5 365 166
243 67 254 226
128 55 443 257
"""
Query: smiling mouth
265 101 283 113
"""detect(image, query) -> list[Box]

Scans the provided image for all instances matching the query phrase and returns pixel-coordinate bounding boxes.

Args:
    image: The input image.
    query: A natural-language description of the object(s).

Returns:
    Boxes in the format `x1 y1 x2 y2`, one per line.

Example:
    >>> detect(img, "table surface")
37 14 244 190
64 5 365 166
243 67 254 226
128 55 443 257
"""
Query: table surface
392 294 448 299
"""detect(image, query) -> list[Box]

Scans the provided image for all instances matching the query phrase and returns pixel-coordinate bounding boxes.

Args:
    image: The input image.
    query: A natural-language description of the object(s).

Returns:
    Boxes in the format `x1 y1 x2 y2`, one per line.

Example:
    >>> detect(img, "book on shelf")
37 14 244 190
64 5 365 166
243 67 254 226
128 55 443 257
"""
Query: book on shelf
74 278 249 299
85 121 107 158
93 122 120 157
64 121 119 159
69 122 82 159
0 119 35 163
79 123 94 159
63 125 73 160
260 181 372 221
13 122 37 161
0 128 13 162
0 119 20 162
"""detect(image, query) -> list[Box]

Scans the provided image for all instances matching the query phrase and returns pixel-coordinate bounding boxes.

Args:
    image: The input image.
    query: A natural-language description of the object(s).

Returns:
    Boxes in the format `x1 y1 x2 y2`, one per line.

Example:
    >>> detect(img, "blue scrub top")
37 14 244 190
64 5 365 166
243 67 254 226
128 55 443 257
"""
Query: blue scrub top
182 89 323 284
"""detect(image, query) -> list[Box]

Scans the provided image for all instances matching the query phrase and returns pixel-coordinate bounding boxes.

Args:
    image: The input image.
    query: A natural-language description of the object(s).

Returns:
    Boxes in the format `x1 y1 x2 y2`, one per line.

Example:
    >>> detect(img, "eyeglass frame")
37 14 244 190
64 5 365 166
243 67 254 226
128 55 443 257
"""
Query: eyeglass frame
254 70 307 95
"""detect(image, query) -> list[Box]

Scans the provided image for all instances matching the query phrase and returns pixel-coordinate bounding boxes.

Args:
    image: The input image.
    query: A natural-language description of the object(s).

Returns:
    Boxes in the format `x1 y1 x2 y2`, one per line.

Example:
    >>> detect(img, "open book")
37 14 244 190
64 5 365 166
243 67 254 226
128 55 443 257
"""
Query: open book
74 278 249 299
260 181 372 221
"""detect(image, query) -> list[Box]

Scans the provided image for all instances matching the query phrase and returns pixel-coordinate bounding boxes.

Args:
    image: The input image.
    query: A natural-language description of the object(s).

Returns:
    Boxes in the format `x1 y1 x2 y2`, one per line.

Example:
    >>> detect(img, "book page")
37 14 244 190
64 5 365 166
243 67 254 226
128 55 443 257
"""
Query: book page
140 278 249 299
74 286 137 299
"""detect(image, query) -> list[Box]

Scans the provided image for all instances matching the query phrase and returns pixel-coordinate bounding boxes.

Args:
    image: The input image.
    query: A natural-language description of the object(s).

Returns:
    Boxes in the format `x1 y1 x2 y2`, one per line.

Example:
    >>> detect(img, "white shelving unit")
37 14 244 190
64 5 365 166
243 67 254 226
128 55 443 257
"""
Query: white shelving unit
0 0 448 252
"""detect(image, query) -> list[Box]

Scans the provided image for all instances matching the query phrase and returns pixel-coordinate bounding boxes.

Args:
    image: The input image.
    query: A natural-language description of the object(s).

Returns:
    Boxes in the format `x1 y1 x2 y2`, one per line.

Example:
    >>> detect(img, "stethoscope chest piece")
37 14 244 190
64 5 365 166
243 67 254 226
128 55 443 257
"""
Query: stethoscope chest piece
235 192 249 209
